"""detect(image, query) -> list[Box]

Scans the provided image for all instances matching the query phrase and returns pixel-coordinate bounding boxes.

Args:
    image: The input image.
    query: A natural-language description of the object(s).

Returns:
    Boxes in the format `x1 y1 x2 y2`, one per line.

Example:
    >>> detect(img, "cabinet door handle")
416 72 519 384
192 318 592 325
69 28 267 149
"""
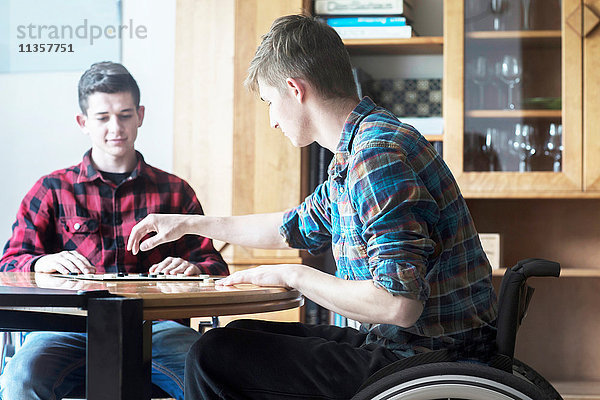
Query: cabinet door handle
567 4 600 37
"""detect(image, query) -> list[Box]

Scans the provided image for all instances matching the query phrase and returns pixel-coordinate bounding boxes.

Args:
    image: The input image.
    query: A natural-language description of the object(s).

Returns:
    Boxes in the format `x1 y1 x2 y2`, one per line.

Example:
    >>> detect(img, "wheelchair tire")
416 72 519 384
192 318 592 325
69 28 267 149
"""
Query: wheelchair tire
351 361 546 400
512 358 563 400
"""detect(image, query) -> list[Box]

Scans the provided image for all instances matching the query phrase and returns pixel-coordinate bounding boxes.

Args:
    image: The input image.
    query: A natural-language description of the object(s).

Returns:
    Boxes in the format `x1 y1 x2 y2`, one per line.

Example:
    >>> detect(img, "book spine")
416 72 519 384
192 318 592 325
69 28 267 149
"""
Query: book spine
326 16 406 27
315 0 406 15
331 25 412 39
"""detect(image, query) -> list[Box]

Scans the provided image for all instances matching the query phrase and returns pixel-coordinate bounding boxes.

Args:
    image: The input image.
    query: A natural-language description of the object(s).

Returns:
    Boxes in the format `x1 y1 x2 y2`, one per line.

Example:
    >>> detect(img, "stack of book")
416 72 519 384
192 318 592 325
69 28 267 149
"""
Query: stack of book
315 0 415 39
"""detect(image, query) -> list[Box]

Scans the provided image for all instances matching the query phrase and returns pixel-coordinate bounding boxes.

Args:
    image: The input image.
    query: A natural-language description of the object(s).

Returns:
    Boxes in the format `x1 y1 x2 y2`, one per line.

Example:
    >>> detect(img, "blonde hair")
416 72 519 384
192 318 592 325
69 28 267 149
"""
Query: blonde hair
245 14 358 101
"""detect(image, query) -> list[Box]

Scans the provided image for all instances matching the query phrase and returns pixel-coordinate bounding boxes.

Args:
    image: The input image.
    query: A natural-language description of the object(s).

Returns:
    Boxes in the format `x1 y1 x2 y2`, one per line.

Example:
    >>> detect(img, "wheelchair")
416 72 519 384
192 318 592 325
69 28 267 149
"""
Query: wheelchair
352 258 563 400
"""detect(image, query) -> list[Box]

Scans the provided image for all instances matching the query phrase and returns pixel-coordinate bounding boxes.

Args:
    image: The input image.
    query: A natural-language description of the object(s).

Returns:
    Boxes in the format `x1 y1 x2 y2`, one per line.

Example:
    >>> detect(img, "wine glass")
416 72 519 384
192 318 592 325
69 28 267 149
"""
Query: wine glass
482 127 500 171
544 122 563 172
491 61 506 109
522 0 532 30
491 0 507 30
470 56 489 109
509 123 535 172
465 0 485 31
498 55 522 110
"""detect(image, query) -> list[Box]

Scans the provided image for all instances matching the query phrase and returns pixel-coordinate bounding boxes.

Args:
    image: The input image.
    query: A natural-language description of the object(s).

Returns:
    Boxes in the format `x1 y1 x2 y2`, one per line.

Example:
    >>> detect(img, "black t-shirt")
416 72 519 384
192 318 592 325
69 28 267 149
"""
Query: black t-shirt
99 171 131 185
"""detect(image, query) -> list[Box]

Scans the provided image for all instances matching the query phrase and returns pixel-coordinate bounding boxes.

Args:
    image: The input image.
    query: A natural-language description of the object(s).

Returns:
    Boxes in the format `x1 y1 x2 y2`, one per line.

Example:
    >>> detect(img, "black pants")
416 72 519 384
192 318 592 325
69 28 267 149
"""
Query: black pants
184 319 401 400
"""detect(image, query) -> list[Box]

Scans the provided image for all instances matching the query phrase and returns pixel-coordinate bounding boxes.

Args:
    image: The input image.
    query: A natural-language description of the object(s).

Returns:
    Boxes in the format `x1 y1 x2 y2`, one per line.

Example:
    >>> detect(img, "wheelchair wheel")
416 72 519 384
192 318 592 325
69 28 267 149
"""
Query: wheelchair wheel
352 361 546 400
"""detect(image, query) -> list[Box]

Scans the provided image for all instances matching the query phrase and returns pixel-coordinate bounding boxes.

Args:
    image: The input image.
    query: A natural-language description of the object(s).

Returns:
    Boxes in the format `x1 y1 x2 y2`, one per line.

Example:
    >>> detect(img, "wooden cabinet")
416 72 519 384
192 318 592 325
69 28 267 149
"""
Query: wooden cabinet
444 0 600 197
584 0 600 191
439 1 600 395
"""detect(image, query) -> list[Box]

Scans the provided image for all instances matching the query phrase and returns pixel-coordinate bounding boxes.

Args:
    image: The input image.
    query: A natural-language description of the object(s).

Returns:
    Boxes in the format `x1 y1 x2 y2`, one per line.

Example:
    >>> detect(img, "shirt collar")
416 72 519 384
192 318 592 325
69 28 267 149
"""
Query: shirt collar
328 97 377 179
77 149 150 184
336 97 378 154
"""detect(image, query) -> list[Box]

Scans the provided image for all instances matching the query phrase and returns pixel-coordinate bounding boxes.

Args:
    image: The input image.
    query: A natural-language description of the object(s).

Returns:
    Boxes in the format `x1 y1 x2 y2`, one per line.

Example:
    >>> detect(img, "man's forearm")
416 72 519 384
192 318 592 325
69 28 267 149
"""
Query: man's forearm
185 212 290 250
288 266 423 327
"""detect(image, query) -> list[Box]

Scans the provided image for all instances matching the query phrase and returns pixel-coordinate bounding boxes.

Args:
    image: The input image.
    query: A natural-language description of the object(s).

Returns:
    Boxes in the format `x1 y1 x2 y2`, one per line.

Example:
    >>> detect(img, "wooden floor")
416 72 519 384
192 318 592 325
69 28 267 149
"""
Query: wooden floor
554 382 600 400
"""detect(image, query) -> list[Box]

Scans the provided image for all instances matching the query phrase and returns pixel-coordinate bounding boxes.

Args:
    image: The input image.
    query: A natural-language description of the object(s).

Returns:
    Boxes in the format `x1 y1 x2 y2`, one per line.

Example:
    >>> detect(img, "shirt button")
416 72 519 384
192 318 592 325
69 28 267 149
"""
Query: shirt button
73 223 81 231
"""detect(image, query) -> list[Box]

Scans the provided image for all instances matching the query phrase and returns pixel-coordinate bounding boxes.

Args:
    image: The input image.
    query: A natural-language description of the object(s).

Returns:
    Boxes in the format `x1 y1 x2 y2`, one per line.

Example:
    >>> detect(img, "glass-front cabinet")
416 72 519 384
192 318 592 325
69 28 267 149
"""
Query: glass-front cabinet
444 0 600 196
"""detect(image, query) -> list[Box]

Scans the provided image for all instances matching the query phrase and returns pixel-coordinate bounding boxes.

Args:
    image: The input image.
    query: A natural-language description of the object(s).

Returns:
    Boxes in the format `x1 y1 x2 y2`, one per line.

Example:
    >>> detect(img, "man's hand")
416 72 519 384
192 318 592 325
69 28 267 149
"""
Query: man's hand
34 251 95 274
127 214 191 255
217 264 301 288
149 257 203 276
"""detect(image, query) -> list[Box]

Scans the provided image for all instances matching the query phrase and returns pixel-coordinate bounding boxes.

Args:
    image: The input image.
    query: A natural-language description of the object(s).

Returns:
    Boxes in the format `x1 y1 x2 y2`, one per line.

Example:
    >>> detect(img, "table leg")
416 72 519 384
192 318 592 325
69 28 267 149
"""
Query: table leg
87 297 151 400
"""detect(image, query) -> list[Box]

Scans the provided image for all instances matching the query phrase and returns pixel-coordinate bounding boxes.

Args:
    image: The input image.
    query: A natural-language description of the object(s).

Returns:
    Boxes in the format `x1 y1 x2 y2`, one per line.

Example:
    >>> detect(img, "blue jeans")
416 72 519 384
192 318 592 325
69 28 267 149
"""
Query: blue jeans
0 320 200 400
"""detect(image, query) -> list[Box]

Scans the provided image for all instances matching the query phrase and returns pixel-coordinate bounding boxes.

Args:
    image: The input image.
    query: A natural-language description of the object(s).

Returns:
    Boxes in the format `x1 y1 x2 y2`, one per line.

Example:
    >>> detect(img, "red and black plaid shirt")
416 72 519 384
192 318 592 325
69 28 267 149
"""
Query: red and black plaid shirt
0 150 228 275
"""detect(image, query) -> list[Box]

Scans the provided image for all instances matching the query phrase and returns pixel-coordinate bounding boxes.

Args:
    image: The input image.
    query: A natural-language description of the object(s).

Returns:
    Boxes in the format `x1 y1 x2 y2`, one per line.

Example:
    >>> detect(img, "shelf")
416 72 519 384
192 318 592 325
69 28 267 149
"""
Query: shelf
467 30 562 39
492 268 600 277
424 134 443 142
463 190 600 199
466 30 561 48
466 110 562 118
552 381 600 399
344 36 443 55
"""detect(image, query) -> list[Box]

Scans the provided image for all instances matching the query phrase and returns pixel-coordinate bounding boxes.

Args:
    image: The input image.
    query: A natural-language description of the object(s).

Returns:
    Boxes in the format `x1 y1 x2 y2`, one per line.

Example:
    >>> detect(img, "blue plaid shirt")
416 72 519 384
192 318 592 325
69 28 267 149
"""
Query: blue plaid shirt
280 97 497 357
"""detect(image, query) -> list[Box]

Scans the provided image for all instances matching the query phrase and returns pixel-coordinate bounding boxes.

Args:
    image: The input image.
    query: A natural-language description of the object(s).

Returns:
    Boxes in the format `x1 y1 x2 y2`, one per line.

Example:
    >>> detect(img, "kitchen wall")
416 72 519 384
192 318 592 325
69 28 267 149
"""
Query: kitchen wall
0 0 176 244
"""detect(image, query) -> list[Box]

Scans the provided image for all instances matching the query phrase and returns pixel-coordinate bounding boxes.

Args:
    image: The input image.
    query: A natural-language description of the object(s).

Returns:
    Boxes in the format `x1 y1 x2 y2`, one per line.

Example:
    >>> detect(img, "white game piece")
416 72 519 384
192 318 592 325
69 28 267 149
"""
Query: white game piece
199 278 215 286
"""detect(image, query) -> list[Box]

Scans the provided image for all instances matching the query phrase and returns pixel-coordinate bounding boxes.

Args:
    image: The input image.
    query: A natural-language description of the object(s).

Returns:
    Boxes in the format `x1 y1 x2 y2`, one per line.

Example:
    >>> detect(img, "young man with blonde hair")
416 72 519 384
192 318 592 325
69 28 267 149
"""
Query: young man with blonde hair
128 15 497 399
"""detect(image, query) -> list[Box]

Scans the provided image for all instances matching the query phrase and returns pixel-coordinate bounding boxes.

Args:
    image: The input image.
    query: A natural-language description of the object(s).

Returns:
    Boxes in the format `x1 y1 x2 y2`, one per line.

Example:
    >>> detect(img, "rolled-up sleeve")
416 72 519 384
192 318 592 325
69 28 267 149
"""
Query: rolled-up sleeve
279 181 333 255
348 144 440 302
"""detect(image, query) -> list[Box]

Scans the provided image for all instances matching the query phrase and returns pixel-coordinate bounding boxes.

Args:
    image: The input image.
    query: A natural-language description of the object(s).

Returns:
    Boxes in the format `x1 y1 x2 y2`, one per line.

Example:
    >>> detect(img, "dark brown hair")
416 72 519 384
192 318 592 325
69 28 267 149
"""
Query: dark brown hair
78 62 140 114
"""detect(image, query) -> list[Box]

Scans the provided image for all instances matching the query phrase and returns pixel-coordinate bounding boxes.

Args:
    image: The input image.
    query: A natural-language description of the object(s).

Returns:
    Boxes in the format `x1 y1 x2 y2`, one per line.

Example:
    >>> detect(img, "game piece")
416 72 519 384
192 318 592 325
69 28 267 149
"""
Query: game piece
50 273 216 281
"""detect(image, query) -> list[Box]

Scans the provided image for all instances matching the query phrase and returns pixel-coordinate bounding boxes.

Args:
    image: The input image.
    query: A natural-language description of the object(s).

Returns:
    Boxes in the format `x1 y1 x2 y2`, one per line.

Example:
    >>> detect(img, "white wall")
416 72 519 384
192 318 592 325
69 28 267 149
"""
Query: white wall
0 0 175 244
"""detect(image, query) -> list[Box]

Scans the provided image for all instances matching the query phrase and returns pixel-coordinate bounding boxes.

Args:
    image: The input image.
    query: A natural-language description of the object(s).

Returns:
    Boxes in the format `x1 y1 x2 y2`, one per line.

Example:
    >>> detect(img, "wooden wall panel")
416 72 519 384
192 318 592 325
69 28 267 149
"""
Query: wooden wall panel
233 0 305 261
173 0 235 219
174 0 307 263
584 0 600 190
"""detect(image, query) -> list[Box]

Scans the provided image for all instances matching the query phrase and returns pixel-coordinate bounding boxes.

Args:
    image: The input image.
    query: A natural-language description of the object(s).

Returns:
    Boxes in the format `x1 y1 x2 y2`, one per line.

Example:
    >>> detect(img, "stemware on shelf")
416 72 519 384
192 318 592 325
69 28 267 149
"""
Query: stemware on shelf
544 123 563 172
509 123 535 172
498 55 522 110
490 0 507 30
465 0 486 31
470 56 490 109
522 0 532 30
481 127 500 171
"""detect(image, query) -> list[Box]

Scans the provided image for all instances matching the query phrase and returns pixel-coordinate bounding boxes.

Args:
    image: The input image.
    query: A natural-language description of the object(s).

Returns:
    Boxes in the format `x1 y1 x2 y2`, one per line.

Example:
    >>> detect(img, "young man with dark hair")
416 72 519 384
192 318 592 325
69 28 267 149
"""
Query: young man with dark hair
0 61 228 400
128 15 497 399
